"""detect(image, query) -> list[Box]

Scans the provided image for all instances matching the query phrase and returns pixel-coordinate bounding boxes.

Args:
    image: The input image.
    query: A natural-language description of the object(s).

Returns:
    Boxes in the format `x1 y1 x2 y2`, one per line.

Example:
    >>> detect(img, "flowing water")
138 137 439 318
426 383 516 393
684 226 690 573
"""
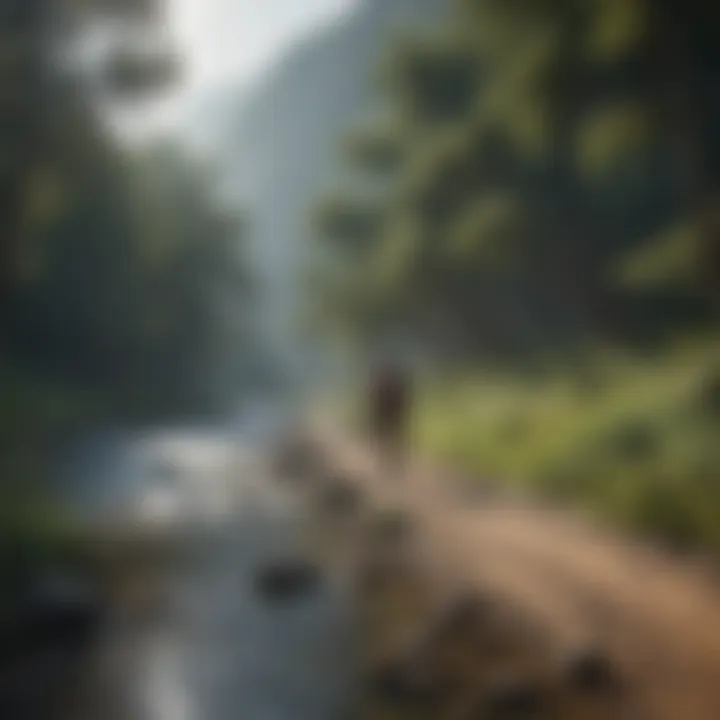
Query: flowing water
54 408 358 720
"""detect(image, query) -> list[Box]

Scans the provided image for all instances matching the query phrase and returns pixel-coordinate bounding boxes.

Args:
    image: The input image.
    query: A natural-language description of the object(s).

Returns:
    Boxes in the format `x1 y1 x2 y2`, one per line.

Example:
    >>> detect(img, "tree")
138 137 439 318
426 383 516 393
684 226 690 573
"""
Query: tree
0 0 177 324
309 0 720 362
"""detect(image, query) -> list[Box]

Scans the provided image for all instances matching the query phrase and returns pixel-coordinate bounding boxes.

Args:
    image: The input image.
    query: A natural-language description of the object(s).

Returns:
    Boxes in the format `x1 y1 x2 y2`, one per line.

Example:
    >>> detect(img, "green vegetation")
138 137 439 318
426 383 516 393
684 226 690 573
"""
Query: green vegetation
0 0 256 593
416 336 720 550
309 1 720 551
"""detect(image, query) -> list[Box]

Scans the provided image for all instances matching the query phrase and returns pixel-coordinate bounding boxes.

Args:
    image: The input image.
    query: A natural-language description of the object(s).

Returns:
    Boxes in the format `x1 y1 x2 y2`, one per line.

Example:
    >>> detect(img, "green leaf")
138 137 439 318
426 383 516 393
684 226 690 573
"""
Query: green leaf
618 217 702 290
577 102 652 177
586 0 649 63
449 190 523 266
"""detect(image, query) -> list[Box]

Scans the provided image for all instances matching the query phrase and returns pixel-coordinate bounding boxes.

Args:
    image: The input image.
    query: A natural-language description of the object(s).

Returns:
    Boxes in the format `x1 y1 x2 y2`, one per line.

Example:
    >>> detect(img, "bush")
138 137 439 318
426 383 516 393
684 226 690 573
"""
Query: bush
603 420 658 461
416 338 720 551
0 497 96 598
697 365 720 418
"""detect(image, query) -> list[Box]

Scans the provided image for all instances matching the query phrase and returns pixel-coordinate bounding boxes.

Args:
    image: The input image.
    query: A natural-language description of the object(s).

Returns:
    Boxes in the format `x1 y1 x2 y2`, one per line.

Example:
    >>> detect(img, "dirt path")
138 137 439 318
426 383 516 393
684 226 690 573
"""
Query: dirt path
320 433 720 720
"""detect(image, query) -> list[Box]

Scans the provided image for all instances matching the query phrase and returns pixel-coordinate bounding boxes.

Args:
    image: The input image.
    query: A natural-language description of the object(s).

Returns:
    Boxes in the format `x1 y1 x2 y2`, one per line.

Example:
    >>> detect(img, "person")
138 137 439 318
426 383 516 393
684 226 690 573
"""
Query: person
369 360 412 478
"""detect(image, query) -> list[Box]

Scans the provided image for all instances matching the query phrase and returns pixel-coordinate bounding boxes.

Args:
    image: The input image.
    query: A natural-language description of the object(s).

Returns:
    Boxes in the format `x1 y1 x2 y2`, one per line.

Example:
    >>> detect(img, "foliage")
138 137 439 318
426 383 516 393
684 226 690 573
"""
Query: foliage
308 0 720 549
415 337 720 550
311 0 720 358
0 0 255 581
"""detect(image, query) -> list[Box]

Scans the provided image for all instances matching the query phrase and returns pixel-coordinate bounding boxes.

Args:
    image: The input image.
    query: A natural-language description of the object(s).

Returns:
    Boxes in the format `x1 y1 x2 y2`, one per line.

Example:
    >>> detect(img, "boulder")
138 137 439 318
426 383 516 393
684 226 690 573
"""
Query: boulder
318 477 363 518
357 552 414 594
253 560 322 603
432 592 491 641
22 569 103 649
482 677 546 718
564 648 618 694
369 508 413 546
370 657 445 709
271 433 323 481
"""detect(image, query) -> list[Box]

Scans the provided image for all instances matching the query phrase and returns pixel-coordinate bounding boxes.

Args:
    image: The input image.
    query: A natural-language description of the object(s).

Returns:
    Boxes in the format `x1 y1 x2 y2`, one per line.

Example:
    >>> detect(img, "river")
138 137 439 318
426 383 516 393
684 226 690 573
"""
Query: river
52 405 359 720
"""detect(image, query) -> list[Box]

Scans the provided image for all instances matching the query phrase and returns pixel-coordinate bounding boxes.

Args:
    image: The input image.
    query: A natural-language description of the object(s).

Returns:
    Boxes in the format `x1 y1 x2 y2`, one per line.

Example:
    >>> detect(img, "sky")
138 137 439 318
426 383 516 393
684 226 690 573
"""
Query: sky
121 0 358 137
169 0 357 91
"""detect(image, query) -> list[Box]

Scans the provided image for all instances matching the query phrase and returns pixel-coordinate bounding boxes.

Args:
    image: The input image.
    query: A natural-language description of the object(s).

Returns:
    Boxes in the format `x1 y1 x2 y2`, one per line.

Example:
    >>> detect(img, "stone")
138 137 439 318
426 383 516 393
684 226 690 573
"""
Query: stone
370 508 413 546
483 677 546 718
30 571 102 640
357 553 411 593
370 658 445 709
272 433 323 481
253 560 322 603
564 648 618 694
433 592 490 639
319 478 363 517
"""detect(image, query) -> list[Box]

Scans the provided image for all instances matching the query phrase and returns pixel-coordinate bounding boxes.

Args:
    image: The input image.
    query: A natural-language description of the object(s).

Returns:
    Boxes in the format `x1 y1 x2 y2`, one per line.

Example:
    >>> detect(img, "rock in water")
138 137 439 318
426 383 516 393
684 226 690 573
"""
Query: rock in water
22 569 103 649
272 433 324 481
253 560 322 603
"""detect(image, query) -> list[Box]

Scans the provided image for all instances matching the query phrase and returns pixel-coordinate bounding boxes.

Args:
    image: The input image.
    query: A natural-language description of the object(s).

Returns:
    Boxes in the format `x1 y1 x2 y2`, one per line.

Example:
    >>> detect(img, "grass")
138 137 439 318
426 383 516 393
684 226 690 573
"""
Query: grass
414 334 720 551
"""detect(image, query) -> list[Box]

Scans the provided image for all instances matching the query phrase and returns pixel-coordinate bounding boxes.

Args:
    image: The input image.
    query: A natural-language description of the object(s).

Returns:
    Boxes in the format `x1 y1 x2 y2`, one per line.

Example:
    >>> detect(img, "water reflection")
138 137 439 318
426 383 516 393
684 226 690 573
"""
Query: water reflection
140 631 193 720
64 420 356 720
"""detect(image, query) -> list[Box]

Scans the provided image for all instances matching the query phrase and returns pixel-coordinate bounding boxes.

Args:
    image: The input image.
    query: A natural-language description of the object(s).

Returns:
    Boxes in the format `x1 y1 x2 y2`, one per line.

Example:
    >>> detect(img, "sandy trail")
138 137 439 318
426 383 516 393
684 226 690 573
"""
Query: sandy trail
322 433 720 720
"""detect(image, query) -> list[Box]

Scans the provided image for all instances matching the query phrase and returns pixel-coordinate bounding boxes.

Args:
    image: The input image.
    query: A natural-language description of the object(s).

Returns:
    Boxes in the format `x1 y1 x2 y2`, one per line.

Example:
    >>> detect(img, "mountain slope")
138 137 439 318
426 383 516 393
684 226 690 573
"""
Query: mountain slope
211 0 446 361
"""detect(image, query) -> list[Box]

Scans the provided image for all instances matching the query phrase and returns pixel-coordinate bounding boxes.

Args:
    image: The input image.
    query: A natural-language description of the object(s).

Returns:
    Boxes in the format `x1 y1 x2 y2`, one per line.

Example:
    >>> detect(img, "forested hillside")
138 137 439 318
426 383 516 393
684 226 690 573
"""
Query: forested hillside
313 0 720 549
314 0 719 358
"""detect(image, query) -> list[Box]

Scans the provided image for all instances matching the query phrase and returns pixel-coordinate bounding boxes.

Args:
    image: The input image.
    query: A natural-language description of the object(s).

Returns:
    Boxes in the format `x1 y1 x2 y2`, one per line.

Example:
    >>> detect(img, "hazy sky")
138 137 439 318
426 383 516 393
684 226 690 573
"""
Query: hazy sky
117 0 356 138
170 0 357 90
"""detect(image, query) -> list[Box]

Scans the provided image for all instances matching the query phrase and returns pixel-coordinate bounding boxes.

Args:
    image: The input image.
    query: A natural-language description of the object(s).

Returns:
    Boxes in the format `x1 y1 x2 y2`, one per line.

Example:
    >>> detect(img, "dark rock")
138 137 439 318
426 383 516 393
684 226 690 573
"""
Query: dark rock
22 570 103 648
253 560 322 603
397 593 494 677
433 592 490 640
476 604 541 660
0 569 104 677
565 648 618 694
319 478 363 517
272 434 324 481
370 658 445 708
483 678 546 718
370 509 413 546
357 553 412 593
479 627 517 660
357 556 393 592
